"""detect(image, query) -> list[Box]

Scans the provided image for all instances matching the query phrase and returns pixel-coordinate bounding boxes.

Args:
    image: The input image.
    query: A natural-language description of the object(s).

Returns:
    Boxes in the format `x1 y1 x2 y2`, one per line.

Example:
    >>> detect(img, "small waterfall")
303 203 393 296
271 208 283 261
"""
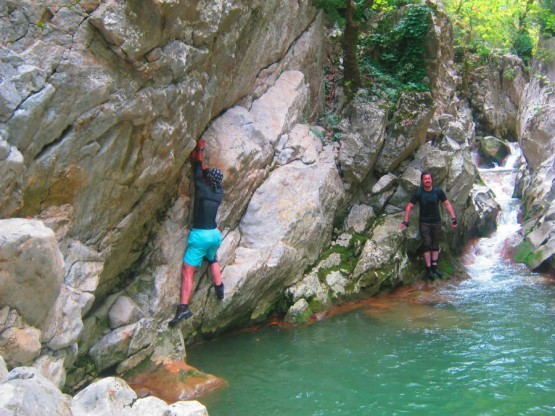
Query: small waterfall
453 142 536 293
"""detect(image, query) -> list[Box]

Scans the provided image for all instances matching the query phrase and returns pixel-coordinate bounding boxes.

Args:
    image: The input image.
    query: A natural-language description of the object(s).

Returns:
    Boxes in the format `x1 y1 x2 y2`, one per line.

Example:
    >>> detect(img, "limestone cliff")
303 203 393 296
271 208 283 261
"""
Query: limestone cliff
515 36 555 273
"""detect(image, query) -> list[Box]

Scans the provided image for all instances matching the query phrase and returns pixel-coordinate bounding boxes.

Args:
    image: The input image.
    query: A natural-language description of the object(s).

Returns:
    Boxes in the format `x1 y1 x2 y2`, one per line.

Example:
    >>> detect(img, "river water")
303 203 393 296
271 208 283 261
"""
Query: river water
189 147 554 416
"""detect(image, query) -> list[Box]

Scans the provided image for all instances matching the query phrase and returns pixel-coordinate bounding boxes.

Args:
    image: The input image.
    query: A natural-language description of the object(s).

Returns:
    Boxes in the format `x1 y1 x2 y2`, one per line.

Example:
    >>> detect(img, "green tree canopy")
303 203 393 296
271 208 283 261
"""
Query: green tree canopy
443 0 555 65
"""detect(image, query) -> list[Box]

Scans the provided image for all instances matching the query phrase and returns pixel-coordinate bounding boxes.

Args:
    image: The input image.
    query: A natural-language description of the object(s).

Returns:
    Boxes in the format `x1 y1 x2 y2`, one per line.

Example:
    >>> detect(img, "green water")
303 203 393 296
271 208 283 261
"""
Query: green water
189 275 554 415
189 162 554 415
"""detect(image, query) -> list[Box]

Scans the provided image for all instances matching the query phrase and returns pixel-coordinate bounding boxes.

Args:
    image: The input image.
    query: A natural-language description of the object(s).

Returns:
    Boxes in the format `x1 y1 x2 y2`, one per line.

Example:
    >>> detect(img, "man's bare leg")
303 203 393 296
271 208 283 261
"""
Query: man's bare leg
180 263 196 305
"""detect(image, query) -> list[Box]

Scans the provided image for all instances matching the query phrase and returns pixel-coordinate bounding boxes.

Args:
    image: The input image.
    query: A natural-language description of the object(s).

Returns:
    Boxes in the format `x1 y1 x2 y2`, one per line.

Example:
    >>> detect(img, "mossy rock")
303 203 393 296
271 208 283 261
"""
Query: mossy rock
513 240 543 268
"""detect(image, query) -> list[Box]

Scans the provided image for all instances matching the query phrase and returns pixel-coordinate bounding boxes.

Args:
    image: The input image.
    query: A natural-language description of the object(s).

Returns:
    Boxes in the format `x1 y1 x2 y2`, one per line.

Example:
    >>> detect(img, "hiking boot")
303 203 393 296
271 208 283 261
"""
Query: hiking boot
169 304 192 326
432 268 443 278
215 283 224 300
431 264 443 278
425 268 435 281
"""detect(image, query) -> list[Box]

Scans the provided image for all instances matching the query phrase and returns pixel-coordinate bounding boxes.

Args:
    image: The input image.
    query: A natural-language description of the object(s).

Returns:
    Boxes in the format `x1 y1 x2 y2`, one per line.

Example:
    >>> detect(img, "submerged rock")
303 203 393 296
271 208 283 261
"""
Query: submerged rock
125 360 226 405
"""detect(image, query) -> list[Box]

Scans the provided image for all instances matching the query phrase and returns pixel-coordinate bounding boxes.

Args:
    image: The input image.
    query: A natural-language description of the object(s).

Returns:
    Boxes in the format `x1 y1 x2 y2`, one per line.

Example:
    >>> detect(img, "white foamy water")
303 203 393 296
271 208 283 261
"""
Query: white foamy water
451 143 541 294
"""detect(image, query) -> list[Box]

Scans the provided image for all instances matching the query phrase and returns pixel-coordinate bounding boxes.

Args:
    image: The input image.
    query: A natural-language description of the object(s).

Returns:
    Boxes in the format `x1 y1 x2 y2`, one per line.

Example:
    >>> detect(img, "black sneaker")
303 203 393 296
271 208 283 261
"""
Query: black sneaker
215 283 224 300
169 304 192 326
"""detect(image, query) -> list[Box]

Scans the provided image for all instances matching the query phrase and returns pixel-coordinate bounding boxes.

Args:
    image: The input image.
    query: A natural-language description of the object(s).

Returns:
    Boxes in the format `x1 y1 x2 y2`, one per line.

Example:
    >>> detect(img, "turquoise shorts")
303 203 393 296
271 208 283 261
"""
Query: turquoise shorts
183 228 222 267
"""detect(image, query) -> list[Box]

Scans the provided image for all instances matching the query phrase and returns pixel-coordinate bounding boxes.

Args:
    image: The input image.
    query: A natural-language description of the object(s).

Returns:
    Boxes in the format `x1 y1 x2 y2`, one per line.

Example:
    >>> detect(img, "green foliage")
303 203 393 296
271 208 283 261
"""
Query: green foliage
314 0 420 25
536 0 555 34
314 0 348 25
443 0 555 67
513 29 535 63
359 5 433 100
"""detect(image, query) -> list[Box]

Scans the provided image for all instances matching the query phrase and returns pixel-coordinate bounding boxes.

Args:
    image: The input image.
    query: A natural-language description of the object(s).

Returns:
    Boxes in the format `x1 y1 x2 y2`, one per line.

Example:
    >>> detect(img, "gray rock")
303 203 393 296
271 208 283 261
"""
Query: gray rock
0 355 7 381
275 124 322 166
286 273 328 306
338 97 387 183
0 219 64 327
250 71 309 146
71 376 137 416
469 54 527 140
0 326 41 368
353 215 409 290
412 144 449 185
33 351 67 389
325 270 349 298
71 376 209 416
0 138 26 214
165 401 209 416
478 136 511 165
376 92 435 173
344 204 375 233
40 285 92 351
515 37 555 271
88 323 137 373
63 240 103 293
285 299 311 324
108 295 144 329
0 367 73 416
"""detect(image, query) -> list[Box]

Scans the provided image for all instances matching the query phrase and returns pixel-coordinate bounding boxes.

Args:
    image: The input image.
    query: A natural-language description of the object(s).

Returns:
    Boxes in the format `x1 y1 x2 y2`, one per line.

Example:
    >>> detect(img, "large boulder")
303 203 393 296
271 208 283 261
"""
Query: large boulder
0 324 42 368
0 367 73 416
352 215 411 293
477 136 511 166
376 92 436 174
0 219 64 327
72 377 209 416
338 97 387 183
198 142 344 334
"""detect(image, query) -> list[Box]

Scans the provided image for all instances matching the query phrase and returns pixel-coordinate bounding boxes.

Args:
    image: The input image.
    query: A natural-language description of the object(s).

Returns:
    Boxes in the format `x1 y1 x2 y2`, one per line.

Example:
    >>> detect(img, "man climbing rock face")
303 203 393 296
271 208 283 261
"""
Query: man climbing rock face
400 172 457 280
169 140 225 326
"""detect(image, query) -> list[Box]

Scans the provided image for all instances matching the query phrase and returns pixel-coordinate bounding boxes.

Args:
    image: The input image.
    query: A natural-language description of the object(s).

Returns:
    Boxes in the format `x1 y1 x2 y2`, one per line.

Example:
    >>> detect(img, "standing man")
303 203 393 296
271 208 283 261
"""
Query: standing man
400 172 457 280
169 140 225 326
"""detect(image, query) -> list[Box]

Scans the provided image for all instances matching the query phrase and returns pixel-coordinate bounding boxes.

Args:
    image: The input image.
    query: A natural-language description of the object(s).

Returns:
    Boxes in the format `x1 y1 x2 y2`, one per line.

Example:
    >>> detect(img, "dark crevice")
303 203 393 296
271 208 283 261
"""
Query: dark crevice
35 124 72 160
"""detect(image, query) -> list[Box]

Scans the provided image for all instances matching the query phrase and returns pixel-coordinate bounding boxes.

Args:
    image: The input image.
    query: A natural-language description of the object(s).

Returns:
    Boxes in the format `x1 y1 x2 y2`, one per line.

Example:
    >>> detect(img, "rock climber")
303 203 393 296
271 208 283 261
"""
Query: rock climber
400 171 457 280
169 139 225 326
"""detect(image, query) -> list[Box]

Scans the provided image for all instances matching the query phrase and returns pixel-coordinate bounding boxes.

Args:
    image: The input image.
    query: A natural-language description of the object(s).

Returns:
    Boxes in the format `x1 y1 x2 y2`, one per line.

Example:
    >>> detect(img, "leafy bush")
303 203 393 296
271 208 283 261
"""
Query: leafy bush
359 5 433 100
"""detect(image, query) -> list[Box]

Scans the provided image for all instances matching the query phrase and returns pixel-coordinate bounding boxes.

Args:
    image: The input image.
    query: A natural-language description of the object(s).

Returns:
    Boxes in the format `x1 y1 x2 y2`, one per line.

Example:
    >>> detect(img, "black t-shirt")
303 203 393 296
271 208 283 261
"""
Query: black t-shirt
410 187 447 224
192 162 223 229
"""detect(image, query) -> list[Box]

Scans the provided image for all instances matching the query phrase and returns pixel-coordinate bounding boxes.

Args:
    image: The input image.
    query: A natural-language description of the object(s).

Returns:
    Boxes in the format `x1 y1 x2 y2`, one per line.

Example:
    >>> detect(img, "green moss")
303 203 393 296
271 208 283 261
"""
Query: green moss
513 240 543 267
308 298 325 313
122 354 158 378
292 307 313 325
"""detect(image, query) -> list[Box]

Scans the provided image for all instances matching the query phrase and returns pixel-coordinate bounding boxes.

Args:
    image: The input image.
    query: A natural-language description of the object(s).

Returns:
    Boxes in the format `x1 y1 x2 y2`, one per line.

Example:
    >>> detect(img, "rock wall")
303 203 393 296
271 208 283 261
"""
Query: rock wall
468 54 528 140
1 0 326 393
515 36 555 272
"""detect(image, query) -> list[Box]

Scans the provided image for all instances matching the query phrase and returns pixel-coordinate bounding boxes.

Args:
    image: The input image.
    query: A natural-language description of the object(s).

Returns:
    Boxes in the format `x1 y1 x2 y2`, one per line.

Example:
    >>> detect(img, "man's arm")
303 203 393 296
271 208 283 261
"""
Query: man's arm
190 140 207 183
443 200 457 227
400 202 414 228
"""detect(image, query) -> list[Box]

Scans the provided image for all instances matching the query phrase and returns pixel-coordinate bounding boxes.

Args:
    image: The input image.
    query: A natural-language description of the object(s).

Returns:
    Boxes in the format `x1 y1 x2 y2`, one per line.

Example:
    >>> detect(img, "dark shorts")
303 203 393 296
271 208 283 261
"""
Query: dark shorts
419 222 441 252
